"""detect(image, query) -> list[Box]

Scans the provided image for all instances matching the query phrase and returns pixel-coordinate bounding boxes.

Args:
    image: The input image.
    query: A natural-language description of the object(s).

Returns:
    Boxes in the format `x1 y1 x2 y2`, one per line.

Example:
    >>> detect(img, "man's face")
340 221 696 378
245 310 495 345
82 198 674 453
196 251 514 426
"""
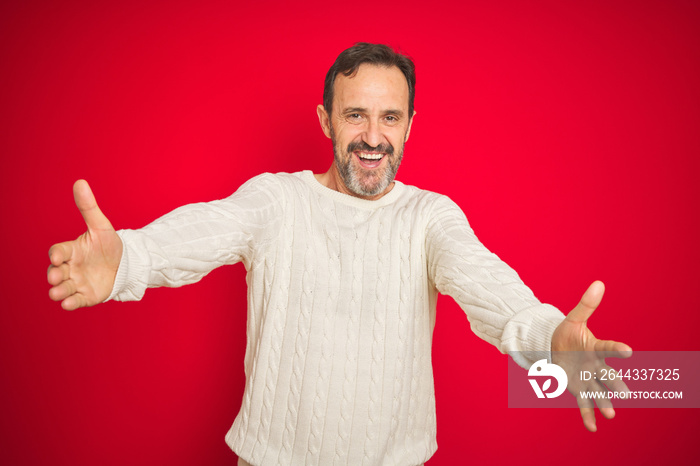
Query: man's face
318 64 414 199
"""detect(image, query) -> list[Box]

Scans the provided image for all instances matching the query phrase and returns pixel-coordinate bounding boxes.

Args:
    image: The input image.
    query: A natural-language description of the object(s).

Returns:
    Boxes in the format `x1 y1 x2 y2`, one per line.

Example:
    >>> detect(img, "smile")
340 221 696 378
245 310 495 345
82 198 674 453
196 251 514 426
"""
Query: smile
355 151 385 169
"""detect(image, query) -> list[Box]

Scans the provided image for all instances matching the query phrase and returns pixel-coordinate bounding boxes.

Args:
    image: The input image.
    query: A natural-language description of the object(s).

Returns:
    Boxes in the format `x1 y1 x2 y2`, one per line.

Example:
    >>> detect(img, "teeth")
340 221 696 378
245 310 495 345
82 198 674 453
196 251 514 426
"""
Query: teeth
358 152 383 160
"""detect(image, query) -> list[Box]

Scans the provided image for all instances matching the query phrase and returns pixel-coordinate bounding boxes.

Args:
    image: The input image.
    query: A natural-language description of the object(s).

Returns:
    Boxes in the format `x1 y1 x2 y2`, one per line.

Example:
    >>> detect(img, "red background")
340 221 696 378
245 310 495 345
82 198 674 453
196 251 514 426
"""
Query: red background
1 0 699 464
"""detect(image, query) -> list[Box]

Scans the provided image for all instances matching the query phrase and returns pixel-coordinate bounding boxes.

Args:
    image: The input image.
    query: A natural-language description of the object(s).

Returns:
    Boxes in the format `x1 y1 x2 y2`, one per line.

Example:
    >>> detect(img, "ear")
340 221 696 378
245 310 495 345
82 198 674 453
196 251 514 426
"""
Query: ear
404 110 417 142
317 104 332 139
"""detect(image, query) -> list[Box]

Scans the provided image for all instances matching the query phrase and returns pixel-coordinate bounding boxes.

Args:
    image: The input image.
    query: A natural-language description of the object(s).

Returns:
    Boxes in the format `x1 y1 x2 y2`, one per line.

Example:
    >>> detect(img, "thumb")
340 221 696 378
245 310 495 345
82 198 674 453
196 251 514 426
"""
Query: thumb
73 180 114 231
567 280 605 323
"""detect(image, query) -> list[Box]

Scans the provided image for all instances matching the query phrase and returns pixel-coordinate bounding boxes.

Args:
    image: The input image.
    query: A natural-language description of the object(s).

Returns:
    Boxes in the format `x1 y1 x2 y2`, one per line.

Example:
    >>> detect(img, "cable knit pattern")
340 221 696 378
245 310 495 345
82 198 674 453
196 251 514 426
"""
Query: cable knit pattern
108 170 565 466
305 193 339 465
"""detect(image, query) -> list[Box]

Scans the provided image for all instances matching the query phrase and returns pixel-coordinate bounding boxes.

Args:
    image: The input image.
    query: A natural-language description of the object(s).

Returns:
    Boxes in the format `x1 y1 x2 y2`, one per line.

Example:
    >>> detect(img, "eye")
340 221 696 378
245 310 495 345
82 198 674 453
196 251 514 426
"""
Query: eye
345 113 364 124
384 115 399 124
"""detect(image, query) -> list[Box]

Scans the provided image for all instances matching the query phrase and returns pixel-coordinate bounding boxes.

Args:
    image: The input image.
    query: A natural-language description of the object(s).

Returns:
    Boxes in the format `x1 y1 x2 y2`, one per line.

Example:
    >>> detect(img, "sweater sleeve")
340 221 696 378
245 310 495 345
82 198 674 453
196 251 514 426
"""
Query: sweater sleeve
425 194 565 368
105 173 283 302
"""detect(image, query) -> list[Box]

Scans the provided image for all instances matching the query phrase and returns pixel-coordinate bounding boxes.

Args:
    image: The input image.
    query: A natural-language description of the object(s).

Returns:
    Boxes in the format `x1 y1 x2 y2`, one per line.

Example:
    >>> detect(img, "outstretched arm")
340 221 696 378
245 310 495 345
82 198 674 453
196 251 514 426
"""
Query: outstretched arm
423 196 633 431
551 281 633 432
47 180 123 310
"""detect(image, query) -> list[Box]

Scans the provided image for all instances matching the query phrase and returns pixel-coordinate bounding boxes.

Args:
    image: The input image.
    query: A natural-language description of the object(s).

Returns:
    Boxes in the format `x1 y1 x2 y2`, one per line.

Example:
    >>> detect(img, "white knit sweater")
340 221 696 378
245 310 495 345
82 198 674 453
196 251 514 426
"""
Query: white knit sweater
108 170 565 466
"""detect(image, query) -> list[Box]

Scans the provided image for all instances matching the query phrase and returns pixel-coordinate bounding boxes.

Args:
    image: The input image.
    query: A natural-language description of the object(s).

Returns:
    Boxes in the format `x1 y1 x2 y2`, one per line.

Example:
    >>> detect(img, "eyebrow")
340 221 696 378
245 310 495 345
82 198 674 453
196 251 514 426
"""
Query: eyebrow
341 107 405 118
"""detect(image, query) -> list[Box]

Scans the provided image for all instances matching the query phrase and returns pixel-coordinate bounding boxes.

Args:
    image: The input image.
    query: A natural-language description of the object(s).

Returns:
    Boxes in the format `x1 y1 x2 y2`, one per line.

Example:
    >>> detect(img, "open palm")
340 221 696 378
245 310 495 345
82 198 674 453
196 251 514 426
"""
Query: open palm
552 281 632 432
551 281 633 432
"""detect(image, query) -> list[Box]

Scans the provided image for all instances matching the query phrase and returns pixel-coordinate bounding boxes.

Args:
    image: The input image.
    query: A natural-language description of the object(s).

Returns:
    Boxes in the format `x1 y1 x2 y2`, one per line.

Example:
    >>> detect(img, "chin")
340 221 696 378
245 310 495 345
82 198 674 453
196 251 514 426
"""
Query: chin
352 173 391 197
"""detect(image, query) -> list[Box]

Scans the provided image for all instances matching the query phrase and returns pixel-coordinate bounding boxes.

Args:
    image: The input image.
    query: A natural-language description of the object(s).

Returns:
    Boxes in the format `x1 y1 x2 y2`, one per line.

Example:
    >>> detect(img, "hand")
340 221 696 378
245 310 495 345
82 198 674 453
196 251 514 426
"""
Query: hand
47 180 123 310
551 281 632 432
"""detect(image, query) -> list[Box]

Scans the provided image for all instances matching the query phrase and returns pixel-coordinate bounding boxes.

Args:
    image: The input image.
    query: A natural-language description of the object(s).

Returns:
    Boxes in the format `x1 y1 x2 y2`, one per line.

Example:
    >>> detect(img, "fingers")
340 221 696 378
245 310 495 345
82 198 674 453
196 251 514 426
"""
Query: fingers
48 241 79 306
577 399 597 432
48 242 74 266
48 278 89 310
48 278 77 302
592 385 615 419
599 406 615 420
567 280 605 323
47 263 70 285
576 380 615 430
592 378 616 420
594 339 633 358
73 179 113 231
574 370 622 432
580 409 597 432
61 293 89 311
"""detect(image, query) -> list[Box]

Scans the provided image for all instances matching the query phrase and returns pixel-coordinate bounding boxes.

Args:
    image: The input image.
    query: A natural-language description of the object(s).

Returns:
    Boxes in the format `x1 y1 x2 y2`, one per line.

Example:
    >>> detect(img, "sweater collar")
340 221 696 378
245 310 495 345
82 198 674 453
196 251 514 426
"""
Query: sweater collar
300 170 405 209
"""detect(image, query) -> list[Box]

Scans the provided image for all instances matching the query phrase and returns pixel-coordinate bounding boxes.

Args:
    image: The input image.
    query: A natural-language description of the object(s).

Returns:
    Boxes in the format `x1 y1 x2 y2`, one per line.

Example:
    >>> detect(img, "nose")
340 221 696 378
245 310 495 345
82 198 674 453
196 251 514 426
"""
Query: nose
362 119 383 148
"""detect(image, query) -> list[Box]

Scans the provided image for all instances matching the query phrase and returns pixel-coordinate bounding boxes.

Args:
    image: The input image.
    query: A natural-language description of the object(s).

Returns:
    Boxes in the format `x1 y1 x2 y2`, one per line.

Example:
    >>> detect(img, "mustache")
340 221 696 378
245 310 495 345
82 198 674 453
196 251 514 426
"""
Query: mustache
347 140 394 155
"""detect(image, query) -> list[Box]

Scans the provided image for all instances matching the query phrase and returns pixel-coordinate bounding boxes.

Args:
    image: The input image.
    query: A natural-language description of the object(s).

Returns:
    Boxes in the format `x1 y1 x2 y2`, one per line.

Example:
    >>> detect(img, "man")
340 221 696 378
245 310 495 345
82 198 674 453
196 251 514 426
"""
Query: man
48 43 631 465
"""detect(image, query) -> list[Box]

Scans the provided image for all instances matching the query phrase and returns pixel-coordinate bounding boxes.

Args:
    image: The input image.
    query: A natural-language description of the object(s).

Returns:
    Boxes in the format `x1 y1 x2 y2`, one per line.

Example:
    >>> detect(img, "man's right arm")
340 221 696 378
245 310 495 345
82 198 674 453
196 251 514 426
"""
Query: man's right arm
48 174 283 309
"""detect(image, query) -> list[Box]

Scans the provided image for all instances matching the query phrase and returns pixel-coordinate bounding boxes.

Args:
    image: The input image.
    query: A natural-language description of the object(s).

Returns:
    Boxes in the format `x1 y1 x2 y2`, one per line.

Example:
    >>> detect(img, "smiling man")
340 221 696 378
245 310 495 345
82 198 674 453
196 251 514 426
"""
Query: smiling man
48 43 631 466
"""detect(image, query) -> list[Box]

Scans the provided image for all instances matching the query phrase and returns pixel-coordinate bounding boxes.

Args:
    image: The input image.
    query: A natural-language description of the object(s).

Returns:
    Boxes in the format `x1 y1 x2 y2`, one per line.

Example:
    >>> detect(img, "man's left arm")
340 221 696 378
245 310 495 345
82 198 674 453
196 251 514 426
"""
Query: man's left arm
425 195 631 431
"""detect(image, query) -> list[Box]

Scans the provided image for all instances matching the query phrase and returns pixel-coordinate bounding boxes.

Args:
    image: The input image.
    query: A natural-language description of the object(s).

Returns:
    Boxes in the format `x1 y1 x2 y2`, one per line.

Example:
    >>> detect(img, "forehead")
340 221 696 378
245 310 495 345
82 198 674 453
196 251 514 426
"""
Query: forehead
333 64 409 112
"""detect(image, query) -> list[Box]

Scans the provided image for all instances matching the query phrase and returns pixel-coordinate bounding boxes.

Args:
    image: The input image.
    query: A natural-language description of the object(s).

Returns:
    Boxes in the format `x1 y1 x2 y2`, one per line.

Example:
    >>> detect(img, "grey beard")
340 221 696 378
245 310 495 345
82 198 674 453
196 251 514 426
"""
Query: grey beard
331 132 404 198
